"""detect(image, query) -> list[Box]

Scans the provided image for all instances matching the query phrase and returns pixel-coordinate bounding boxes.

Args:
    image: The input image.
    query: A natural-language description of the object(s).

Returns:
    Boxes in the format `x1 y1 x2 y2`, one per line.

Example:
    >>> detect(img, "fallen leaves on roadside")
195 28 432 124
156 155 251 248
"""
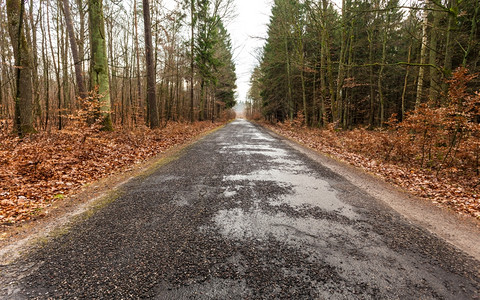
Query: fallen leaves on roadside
264 122 480 220
0 122 221 226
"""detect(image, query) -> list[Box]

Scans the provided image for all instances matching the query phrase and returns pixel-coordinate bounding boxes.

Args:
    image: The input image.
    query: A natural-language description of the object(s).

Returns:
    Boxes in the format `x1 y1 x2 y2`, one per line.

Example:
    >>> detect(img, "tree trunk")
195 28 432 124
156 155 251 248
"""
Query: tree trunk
39 1 50 129
62 0 86 99
200 79 205 121
335 0 347 124
443 0 456 77
285 36 293 121
6 0 35 136
133 0 142 124
378 11 389 128
319 27 326 126
367 22 375 127
416 0 429 108
293 7 307 125
190 0 195 123
322 0 335 123
56 8 62 130
76 0 86 74
401 44 412 121
28 0 41 124
60 15 70 129
428 2 440 103
46 0 61 130
300 53 308 125
462 0 478 66
143 0 159 128
88 0 113 130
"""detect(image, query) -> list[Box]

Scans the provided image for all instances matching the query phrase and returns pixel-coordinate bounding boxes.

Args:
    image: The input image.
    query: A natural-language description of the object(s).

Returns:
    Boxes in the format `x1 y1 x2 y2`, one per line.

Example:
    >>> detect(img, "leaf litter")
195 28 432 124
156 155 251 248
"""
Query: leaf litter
264 122 480 221
0 122 221 227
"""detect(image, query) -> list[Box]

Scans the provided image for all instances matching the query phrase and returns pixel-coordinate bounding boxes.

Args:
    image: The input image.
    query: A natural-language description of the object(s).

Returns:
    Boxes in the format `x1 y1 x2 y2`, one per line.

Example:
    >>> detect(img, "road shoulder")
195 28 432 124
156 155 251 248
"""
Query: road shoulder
0 125 224 265
263 124 480 262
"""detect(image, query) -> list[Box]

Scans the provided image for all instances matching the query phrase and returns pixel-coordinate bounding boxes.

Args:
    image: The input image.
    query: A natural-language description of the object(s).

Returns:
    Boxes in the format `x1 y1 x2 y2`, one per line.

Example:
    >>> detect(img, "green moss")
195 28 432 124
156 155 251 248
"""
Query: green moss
101 114 114 131
88 0 112 130
78 190 123 221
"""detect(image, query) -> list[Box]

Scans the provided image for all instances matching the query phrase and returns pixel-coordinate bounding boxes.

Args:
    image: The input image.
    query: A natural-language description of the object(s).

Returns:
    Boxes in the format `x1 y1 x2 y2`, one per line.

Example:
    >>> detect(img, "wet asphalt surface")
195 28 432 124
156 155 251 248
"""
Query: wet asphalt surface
1 119 479 299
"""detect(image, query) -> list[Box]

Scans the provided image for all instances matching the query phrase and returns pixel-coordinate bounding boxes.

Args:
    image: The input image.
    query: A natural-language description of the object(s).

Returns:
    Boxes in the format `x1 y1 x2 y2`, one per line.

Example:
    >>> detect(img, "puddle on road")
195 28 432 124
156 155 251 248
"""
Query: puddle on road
219 143 289 158
211 120 362 270
223 189 237 198
220 135 357 219
213 119 359 242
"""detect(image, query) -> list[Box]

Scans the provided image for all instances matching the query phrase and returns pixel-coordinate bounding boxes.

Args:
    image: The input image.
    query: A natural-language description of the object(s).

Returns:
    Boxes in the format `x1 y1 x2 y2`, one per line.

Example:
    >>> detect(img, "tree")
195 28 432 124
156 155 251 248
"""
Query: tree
260 0 297 122
195 0 217 120
416 0 429 108
6 0 35 136
213 20 237 110
62 0 86 99
143 0 159 128
189 0 195 122
88 0 113 130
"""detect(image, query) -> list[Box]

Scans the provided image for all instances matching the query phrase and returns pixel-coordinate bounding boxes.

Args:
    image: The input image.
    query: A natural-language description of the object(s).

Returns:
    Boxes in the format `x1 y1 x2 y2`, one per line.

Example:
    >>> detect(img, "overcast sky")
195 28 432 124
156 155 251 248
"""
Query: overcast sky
224 0 345 104
225 0 272 104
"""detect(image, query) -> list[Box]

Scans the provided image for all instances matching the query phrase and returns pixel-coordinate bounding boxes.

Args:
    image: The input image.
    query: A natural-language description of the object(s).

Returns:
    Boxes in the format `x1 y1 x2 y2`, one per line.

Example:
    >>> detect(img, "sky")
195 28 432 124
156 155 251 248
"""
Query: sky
162 0 407 105
224 0 343 104
225 0 273 104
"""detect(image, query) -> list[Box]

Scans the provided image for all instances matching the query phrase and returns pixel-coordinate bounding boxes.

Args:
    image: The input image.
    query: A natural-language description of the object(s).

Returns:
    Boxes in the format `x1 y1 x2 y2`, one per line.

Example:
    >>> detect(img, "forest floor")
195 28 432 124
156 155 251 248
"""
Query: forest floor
262 122 480 221
0 121 223 228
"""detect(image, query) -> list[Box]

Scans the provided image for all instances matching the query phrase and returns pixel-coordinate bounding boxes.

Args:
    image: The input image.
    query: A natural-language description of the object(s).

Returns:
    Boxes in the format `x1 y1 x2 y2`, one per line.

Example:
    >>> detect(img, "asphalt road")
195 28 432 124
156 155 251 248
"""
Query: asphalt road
1 119 479 299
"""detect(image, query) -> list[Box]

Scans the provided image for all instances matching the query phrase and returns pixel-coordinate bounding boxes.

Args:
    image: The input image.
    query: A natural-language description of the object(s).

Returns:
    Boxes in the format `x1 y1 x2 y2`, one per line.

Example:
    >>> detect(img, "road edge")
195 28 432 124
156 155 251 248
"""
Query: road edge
0 124 225 265
260 123 480 262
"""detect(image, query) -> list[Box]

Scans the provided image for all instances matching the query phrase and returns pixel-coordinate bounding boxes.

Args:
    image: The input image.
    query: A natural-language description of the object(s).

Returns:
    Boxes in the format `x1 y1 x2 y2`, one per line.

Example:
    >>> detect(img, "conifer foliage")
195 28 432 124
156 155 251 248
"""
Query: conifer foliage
248 0 480 129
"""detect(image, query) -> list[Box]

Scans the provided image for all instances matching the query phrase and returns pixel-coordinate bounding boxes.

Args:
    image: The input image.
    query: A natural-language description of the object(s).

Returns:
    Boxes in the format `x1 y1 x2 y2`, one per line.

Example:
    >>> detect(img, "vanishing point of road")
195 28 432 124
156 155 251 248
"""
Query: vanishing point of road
1 119 479 299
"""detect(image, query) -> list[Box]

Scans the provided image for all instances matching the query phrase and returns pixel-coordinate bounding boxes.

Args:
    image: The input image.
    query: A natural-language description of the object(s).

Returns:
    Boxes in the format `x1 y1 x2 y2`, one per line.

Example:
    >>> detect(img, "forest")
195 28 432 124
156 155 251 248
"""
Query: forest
248 0 480 218
1 0 237 134
1 0 480 223
247 0 480 127
0 0 236 224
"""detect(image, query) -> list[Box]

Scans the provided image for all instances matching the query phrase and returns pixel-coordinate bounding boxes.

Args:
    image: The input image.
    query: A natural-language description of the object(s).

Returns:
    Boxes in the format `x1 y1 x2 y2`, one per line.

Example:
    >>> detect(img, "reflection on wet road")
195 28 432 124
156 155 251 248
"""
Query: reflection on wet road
4 119 479 299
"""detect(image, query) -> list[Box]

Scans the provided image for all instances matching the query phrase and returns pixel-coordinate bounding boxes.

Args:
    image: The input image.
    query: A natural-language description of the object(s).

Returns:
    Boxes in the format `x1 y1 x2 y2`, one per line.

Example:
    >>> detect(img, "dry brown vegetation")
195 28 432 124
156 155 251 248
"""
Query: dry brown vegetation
0 121 222 226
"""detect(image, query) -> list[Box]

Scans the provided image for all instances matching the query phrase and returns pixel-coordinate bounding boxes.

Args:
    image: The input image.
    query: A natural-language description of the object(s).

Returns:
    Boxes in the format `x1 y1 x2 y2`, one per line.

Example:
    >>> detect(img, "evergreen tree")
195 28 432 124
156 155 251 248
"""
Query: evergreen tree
214 20 237 109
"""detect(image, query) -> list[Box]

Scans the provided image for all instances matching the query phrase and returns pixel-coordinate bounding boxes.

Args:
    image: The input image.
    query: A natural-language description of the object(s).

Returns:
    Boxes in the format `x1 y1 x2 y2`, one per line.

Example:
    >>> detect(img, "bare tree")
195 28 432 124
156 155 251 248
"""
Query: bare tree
143 0 159 128
62 0 86 99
